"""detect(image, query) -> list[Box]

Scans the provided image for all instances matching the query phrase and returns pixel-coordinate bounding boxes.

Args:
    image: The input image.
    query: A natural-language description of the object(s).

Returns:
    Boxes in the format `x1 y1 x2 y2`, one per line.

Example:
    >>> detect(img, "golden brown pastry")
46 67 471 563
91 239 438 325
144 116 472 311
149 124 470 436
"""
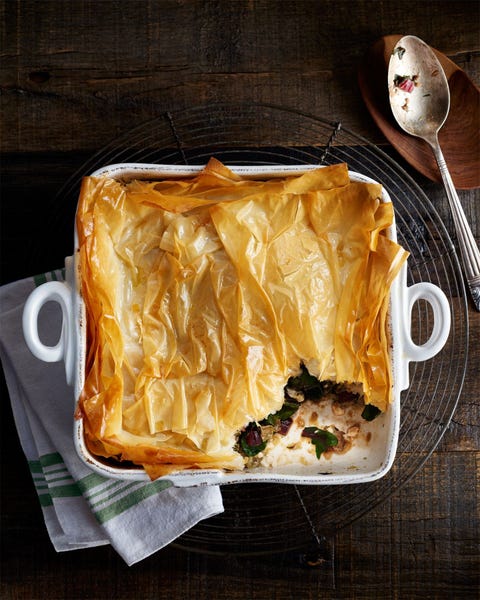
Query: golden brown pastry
75 159 408 478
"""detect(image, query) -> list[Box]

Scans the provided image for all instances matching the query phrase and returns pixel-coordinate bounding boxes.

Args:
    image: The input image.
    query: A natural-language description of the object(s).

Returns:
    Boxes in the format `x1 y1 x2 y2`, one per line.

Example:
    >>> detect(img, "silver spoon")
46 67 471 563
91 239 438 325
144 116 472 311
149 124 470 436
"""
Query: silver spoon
388 35 480 311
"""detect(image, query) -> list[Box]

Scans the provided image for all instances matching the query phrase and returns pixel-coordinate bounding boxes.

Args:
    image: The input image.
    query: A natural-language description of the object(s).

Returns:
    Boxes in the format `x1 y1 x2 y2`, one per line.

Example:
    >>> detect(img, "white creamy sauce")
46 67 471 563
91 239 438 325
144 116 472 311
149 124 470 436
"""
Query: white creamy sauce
255 398 371 468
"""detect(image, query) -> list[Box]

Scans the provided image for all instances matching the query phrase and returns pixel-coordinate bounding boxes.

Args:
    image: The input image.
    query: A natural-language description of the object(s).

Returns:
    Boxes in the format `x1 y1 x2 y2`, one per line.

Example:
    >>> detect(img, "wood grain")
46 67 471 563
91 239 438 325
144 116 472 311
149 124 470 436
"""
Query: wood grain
1 437 478 598
2 1 479 152
1 1 479 598
358 35 480 189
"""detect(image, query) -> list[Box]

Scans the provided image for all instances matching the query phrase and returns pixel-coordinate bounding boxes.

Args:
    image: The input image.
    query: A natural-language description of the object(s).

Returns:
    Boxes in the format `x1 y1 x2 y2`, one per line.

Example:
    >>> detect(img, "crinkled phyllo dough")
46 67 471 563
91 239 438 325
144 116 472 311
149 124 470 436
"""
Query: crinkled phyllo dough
75 159 408 478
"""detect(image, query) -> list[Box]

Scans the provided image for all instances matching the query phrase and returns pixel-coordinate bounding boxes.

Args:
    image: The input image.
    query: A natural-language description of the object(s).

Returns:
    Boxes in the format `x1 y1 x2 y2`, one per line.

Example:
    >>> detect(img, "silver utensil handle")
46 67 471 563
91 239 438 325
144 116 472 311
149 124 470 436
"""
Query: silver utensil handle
431 141 480 311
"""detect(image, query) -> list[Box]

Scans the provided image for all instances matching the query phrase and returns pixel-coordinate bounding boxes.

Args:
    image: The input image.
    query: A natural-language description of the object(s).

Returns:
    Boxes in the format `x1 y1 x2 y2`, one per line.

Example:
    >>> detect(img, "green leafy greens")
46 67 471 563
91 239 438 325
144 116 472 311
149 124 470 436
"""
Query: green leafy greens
286 364 333 400
261 400 300 426
361 404 382 421
301 427 338 459
239 424 267 457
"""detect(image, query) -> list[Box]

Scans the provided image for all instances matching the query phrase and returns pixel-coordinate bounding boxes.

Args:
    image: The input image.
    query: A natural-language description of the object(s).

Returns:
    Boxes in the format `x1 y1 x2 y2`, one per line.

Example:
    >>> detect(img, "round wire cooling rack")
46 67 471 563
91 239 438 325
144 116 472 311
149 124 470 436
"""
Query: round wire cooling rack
52 103 468 557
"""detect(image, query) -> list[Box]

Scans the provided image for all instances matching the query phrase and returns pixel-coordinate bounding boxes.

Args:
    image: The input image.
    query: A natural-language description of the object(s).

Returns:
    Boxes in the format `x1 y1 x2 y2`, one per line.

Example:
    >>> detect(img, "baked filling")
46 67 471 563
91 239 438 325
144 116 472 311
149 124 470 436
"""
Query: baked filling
75 159 408 479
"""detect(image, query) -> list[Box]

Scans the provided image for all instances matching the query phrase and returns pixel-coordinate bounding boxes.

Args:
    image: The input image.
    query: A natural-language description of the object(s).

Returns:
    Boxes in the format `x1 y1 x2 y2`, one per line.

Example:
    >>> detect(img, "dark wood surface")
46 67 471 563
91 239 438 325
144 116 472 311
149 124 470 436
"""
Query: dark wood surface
358 34 480 189
1 1 479 598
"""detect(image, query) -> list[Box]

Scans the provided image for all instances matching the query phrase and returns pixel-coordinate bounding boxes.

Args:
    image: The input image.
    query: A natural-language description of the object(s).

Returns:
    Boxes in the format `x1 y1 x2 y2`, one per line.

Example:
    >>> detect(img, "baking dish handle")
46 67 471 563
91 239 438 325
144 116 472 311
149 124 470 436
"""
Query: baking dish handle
22 281 75 386
399 280 451 388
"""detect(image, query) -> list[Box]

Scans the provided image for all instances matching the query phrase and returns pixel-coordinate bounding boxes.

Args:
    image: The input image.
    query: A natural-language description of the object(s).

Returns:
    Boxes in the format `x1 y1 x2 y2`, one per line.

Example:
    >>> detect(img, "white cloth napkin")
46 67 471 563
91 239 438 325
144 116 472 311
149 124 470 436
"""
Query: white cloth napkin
0 270 224 565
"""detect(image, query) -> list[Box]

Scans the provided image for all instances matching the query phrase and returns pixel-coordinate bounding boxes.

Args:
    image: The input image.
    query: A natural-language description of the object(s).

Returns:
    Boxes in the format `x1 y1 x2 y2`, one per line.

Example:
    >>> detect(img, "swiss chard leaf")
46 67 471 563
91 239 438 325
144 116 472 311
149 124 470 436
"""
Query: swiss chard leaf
262 400 300 426
240 436 267 457
361 404 382 422
239 424 267 457
286 364 331 400
302 427 338 459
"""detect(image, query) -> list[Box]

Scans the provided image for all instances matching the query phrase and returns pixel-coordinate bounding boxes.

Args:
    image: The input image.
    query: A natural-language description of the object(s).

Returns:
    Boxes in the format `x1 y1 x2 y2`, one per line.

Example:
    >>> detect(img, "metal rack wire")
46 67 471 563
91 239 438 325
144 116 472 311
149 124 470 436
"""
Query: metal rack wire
54 103 468 557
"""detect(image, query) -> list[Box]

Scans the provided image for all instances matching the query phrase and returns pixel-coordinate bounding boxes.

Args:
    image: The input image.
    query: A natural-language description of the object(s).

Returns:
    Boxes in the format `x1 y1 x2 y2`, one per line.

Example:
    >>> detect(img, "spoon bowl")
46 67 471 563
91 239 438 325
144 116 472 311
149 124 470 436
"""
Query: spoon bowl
388 36 449 144
387 35 480 310
358 34 479 189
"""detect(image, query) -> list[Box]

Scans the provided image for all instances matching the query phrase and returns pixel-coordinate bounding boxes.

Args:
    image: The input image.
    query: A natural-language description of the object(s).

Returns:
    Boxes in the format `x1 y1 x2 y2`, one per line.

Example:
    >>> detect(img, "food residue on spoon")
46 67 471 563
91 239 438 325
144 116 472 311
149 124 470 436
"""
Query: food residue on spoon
393 74 419 93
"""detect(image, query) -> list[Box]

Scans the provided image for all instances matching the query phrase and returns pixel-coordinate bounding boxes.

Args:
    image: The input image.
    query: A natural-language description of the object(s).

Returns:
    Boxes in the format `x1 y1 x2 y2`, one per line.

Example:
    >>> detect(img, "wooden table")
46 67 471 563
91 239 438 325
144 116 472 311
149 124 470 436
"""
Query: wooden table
1 1 478 597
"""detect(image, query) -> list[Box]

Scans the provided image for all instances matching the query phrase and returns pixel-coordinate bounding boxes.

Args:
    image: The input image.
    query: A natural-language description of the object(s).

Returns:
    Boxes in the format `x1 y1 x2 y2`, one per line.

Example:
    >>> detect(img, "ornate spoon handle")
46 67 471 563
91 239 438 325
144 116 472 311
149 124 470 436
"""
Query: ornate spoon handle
430 138 480 311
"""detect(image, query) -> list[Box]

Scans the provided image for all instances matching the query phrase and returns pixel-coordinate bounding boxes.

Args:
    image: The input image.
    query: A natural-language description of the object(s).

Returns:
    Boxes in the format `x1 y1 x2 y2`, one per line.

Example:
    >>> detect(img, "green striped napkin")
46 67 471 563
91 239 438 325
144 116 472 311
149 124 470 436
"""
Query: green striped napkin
0 271 224 565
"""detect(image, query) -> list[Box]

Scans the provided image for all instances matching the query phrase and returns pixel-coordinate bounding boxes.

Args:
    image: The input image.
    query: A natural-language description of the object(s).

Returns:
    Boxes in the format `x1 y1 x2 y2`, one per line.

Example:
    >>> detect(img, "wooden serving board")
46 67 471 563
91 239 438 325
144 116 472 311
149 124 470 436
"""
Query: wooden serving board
358 34 480 190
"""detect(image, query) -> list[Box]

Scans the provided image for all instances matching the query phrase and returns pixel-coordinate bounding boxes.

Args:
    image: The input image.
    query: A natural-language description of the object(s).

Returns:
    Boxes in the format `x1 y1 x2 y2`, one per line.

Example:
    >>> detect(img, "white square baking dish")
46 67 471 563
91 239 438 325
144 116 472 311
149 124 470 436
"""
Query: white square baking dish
22 163 451 486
